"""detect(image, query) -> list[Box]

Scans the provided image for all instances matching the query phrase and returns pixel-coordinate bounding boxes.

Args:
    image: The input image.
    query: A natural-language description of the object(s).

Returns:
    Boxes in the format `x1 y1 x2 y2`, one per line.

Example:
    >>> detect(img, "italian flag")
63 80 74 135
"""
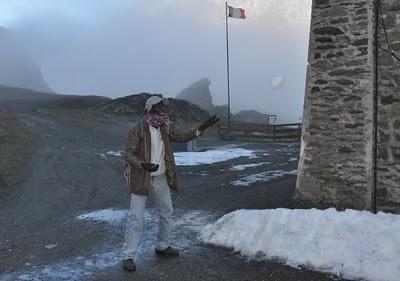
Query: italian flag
228 5 246 19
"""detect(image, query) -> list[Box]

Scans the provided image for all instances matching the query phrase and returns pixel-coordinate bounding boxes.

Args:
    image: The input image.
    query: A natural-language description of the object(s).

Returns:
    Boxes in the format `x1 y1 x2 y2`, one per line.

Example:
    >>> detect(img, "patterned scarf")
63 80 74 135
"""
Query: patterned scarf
144 112 171 129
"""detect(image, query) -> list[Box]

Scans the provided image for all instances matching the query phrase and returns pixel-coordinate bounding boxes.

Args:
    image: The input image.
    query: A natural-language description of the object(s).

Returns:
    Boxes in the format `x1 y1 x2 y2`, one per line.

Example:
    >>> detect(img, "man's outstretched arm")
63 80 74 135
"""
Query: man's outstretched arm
168 122 199 143
168 116 220 143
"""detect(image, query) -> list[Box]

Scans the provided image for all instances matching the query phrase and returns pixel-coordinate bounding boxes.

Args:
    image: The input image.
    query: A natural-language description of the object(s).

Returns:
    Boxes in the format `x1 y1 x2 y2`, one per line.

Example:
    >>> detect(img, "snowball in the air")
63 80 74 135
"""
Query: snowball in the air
272 76 285 90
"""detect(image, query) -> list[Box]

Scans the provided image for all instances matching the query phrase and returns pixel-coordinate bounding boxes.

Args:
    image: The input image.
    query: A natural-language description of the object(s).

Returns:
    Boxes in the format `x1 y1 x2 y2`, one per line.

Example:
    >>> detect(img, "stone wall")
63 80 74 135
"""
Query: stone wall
297 0 400 212
377 0 400 212
296 0 376 210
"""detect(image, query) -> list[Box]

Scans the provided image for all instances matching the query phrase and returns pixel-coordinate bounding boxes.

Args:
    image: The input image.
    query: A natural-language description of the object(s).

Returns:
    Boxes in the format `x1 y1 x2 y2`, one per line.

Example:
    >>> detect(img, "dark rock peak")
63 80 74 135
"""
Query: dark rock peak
176 78 214 112
0 27 52 93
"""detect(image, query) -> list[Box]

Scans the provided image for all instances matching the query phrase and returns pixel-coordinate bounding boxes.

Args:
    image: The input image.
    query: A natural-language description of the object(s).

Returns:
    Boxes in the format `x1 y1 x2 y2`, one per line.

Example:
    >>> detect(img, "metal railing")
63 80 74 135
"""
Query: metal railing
217 122 302 141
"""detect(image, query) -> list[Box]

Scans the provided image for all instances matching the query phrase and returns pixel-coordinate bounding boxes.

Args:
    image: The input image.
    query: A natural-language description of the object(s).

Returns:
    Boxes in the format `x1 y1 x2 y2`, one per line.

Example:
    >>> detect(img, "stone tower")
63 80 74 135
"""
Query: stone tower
296 0 400 212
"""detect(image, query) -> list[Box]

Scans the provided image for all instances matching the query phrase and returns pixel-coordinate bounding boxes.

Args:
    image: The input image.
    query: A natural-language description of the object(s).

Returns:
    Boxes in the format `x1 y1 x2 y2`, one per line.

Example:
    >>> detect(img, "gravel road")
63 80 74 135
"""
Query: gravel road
0 112 347 281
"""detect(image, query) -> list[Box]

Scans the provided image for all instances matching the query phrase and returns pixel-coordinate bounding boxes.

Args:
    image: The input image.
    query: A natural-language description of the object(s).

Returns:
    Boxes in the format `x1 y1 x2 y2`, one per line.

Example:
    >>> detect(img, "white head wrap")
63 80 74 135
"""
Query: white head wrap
145 96 164 113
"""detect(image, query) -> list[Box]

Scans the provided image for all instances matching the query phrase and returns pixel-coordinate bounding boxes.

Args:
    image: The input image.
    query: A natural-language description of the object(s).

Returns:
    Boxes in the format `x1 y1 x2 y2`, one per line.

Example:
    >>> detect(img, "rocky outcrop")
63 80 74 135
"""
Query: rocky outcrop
176 78 214 112
0 27 52 93
96 93 210 123
234 110 267 124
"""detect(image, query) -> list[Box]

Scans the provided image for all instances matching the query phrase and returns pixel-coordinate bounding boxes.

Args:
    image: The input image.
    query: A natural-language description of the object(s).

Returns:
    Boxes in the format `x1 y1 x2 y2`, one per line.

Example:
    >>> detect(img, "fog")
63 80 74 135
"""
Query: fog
1 0 312 123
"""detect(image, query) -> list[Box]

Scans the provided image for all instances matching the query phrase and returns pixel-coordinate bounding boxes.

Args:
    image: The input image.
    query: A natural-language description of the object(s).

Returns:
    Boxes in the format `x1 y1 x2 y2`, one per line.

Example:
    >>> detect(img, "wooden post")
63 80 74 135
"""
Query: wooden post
187 139 197 152
273 125 276 142
298 124 302 141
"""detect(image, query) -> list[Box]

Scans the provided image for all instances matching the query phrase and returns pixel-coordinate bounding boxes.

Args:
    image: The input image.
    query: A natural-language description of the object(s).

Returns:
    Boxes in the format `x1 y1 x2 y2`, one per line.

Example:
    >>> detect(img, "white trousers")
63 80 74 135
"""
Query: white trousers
122 174 173 259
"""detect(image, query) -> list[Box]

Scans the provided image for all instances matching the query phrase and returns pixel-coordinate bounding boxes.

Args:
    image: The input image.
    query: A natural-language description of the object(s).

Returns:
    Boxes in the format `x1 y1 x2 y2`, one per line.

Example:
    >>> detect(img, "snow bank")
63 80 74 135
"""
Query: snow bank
202 208 400 281
231 170 297 186
174 148 254 166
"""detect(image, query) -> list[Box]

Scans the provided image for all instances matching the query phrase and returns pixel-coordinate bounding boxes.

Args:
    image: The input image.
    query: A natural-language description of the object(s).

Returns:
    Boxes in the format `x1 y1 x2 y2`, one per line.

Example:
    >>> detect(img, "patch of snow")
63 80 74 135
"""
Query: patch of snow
231 170 298 186
77 209 127 224
230 162 271 171
6 209 214 281
11 252 121 281
0 273 14 281
100 147 256 166
202 208 400 281
44 244 58 250
182 171 208 176
174 148 255 166
248 155 260 159
106 151 123 157
97 153 107 159
172 211 214 232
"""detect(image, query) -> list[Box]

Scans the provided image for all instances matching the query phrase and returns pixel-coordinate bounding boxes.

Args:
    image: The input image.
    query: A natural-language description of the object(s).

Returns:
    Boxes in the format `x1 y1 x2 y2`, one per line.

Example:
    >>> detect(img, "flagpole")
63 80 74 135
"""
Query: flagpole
225 2 231 133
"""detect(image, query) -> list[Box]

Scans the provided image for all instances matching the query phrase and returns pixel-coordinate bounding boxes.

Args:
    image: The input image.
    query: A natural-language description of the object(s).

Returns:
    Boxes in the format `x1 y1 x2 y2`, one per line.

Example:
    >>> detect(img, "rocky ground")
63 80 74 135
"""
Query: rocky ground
0 111 347 281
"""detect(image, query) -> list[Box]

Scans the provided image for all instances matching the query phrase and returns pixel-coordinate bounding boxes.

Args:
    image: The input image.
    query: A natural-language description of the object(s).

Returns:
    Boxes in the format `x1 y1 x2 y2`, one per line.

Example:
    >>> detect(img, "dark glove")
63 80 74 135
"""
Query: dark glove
198 115 220 131
141 163 159 172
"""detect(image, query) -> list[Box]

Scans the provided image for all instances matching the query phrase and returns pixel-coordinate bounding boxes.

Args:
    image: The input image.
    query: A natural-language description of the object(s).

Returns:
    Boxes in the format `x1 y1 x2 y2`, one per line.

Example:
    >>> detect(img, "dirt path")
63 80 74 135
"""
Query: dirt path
0 113 347 281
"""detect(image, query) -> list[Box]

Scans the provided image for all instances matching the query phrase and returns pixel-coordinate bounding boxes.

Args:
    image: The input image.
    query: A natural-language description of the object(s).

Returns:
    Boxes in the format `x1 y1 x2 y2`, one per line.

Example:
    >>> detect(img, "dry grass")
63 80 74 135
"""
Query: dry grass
0 112 35 190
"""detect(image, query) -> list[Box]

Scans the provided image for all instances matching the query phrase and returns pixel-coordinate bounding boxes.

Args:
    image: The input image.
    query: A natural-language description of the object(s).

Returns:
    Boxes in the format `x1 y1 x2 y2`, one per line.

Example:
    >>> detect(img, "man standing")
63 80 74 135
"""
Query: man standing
122 96 219 272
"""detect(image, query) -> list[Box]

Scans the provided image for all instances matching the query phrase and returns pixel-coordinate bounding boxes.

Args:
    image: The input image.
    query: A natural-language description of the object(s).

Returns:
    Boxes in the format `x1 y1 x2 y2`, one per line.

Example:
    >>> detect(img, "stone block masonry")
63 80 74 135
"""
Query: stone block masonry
377 0 400 212
296 0 400 212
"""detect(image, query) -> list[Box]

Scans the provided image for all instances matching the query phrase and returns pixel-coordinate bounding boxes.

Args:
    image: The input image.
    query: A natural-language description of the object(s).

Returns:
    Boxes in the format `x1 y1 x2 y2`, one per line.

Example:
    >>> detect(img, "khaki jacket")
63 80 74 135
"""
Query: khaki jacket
124 120 198 195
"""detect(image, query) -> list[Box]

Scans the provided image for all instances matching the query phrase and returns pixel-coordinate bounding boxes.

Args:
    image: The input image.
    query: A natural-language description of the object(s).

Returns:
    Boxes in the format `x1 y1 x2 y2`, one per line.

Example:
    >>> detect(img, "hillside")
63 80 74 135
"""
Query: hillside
0 85 110 112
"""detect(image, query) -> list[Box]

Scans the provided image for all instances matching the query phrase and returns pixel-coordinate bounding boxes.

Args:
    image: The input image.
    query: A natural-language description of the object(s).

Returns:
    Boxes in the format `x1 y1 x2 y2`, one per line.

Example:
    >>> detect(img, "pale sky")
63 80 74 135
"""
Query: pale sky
0 0 312 123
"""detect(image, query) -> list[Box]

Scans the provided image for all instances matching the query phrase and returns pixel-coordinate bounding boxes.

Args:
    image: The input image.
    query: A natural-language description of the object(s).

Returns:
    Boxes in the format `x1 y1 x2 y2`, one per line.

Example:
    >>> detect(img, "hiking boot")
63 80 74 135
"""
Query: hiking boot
122 259 136 272
155 246 179 257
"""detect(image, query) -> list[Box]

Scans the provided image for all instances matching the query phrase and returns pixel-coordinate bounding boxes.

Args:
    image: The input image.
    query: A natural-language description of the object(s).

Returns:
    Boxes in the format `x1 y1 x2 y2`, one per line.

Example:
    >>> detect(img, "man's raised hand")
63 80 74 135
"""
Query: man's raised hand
198 115 220 132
